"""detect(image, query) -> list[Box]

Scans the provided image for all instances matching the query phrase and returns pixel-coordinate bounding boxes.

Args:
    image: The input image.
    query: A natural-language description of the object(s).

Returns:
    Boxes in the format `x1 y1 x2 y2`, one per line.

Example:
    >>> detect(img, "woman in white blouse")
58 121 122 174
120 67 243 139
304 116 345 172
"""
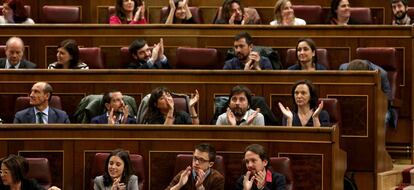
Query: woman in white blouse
270 0 306 26
0 0 34 24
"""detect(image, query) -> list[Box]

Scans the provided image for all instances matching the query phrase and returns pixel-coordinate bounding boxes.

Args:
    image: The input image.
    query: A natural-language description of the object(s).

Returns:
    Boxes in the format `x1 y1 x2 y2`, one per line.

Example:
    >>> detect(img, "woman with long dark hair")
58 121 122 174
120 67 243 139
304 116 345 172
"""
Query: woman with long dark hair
110 0 146 24
164 0 195 24
288 38 326 70
0 0 34 24
48 39 89 69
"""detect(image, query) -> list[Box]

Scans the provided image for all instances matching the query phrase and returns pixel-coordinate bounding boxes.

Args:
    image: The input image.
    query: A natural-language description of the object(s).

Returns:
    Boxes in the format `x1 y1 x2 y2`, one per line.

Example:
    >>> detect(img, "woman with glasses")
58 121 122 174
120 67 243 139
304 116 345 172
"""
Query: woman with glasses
94 149 138 190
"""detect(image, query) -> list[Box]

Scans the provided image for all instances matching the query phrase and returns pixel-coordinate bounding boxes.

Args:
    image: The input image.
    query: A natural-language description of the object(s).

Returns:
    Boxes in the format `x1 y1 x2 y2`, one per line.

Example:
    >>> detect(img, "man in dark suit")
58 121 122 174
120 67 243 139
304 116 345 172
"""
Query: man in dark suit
14 82 70 124
91 90 136 124
0 36 36 69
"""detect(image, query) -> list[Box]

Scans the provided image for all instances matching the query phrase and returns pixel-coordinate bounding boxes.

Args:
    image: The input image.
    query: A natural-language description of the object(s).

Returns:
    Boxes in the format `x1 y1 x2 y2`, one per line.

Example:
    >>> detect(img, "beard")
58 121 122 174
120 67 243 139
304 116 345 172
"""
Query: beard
395 11 407 20
231 106 247 117
236 52 248 61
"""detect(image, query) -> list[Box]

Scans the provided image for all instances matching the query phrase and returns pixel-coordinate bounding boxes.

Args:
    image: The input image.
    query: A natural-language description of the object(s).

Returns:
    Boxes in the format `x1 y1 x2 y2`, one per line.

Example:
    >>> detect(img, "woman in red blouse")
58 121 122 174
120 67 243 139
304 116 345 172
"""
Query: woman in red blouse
109 0 147 24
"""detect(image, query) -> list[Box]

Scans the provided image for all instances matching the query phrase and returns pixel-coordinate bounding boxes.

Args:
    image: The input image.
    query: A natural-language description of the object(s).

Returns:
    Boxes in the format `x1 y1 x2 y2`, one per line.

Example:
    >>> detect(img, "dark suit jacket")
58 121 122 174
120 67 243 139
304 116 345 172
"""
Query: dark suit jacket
91 113 136 124
13 107 70 123
0 58 37 69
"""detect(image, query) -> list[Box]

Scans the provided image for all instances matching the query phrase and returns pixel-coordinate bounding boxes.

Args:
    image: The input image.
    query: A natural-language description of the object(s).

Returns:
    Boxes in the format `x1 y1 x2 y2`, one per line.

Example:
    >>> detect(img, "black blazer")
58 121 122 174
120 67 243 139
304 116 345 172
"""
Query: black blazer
0 58 37 69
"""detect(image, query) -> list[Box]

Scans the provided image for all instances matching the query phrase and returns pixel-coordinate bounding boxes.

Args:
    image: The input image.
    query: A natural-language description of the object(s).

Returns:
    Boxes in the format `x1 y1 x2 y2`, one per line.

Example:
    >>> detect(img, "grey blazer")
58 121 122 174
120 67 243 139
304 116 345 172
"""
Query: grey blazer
13 107 70 124
94 175 138 190
0 58 37 68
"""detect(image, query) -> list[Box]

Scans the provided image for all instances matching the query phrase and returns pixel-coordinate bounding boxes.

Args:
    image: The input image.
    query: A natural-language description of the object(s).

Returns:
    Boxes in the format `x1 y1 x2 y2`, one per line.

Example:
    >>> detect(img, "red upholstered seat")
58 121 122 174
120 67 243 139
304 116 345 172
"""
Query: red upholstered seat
119 47 134 68
173 154 225 178
318 98 341 127
0 5 30 17
172 93 190 113
356 47 398 101
160 6 203 24
26 157 52 190
408 7 414 19
292 5 323 24
269 157 293 190
90 153 145 190
214 7 261 24
42 5 81 23
0 45 5 58
350 7 372 24
79 47 104 69
285 48 330 69
176 47 219 69
14 96 62 113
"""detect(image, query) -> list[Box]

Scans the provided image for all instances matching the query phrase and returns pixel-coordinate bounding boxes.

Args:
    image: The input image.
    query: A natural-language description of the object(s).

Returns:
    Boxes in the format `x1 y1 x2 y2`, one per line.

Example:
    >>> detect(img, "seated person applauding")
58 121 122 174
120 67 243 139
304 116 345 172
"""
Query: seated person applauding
0 37 36 69
329 0 353 25
270 0 306 26
14 82 70 124
224 32 272 70
0 0 34 24
48 39 89 69
235 144 286 190
215 0 253 25
143 87 199 125
165 143 225 190
91 90 136 124
127 38 171 69
110 0 146 24
288 38 327 70
216 85 264 126
278 80 330 127
164 0 195 24
94 149 139 190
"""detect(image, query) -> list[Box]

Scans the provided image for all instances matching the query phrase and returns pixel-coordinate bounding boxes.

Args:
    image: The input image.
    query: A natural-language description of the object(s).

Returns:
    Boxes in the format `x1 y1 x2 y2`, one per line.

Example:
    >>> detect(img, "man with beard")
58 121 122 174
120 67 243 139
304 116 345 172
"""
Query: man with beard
91 90 136 124
223 32 273 70
235 144 286 190
391 0 414 25
165 143 225 190
127 38 171 69
14 82 70 124
216 85 264 126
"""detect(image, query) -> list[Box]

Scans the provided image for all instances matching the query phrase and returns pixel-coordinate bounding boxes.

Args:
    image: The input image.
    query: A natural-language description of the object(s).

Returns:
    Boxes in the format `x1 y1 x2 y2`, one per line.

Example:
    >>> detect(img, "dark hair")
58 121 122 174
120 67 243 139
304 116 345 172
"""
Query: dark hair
128 39 147 56
166 0 184 23
195 143 216 162
115 0 142 23
347 59 371 70
221 0 244 24
1 154 27 184
58 39 80 69
228 85 252 106
244 144 269 168
296 38 318 68
103 149 135 187
291 80 318 112
102 90 121 110
5 0 28 23
234 31 253 45
143 87 173 123
391 0 408 6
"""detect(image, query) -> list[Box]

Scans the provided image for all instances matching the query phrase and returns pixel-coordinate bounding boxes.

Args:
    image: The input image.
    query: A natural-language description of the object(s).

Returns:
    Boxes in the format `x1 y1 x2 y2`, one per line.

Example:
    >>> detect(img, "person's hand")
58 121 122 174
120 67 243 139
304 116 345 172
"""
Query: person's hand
111 178 121 190
108 108 117 124
121 104 129 124
158 38 164 60
226 107 237 126
133 3 145 21
248 51 261 70
117 183 126 190
278 102 293 126
254 170 266 190
47 186 61 190
229 12 236 24
169 0 176 10
195 168 206 189
242 171 255 190
189 89 199 108
178 166 191 186
312 101 324 119
246 108 260 125
166 94 175 111
151 43 160 62
244 59 253 70
241 12 250 25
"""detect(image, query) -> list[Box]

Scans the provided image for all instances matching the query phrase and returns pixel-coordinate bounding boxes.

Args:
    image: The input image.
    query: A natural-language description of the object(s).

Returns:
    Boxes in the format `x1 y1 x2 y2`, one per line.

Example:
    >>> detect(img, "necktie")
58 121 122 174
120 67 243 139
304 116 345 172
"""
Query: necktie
37 112 44 124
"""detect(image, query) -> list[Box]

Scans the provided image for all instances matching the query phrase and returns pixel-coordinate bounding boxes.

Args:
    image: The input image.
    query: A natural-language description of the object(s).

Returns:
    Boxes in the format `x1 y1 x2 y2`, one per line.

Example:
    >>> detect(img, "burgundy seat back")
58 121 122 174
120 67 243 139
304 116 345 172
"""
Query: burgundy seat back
285 48 329 69
90 153 145 190
269 157 293 190
292 5 323 24
172 93 190 113
173 154 225 178
160 6 203 23
318 98 341 127
408 7 414 19
356 47 397 100
176 47 219 69
14 96 62 113
350 7 372 24
0 45 5 58
120 47 135 68
42 5 81 23
79 47 104 69
0 5 31 17
26 158 52 190
214 7 261 24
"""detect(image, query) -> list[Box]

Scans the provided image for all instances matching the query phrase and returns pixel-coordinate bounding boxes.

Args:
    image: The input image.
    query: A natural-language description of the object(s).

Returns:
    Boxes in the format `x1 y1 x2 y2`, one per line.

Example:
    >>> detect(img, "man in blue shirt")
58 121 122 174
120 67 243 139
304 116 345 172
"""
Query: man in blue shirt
223 32 272 70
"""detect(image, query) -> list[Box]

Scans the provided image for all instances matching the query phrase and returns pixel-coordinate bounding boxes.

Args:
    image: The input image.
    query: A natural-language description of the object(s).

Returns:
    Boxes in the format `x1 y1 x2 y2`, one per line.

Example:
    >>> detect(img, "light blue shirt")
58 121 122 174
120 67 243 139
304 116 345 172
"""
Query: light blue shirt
34 106 49 124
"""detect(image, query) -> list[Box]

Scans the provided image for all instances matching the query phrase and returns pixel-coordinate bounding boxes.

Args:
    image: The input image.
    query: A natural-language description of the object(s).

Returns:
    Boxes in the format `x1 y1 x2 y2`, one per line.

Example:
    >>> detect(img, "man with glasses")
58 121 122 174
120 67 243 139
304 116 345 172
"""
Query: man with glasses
165 143 224 190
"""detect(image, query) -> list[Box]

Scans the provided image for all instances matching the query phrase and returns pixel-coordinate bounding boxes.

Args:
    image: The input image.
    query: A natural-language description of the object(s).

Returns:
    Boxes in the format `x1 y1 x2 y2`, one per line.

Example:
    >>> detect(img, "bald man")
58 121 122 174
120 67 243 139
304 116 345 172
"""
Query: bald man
0 36 36 69
14 82 70 124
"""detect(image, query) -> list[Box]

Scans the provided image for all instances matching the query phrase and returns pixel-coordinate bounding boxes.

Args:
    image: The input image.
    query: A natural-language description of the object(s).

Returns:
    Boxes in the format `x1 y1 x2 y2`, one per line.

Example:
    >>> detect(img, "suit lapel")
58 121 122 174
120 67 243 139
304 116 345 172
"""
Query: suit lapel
0 59 6 68
48 108 56 123
25 108 36 123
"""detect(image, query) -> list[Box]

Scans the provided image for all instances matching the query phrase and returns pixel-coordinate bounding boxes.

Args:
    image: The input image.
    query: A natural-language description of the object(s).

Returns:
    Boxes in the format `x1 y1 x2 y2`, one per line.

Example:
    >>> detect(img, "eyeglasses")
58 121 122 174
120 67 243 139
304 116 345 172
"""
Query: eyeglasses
192 156 209 163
